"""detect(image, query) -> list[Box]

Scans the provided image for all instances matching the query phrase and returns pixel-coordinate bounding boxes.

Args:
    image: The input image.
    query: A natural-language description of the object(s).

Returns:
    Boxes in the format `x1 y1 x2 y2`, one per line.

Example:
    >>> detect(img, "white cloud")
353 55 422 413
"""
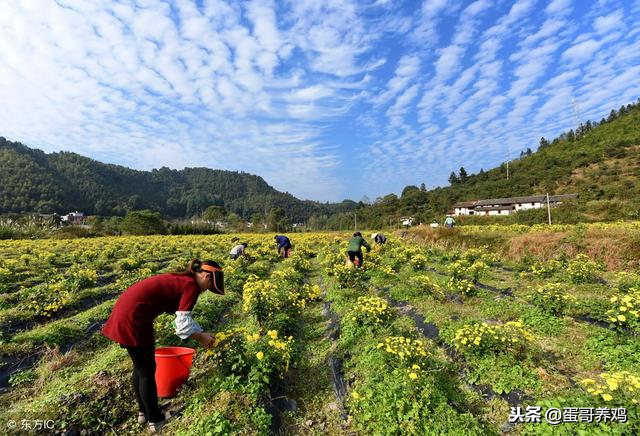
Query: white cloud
410 0 454 47
545 0 573 16
562 38 602 62
386 84 420 126
372 55 420 106
435 45 465 80
593 9 624 34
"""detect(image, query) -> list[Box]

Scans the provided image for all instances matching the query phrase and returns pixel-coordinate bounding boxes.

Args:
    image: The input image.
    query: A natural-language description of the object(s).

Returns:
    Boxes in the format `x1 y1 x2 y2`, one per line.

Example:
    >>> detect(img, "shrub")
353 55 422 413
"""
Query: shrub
327 263 366 289
242 275 281 326
408 274 444 299
580 372 640 404
607 289 640 332
526 282 577 315
614 272 640 293
347 296 393 327
528 259 563 278
64 266 98 291
20 282 72 317
445 277 475 297
452 320 534 356
409 254 428 270
566 254 601 283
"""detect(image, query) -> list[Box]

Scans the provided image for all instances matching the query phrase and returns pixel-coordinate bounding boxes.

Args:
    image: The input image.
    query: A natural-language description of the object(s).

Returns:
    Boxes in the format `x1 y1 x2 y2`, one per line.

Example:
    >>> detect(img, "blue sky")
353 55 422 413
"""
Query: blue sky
0 0 639 202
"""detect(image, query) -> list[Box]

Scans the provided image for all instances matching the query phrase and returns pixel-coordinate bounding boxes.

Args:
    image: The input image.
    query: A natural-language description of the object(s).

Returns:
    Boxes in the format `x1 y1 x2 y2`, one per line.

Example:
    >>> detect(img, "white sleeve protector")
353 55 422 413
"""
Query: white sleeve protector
174 311 203 339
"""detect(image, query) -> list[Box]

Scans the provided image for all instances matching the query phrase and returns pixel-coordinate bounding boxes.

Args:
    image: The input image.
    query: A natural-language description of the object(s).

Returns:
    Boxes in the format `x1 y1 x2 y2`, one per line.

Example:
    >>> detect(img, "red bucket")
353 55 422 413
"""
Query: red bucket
154 347 196 398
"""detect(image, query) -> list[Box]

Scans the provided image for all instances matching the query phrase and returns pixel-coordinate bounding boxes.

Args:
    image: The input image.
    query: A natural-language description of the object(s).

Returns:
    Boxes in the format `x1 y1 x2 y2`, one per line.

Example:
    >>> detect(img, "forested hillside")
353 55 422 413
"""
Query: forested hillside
0 138 356 221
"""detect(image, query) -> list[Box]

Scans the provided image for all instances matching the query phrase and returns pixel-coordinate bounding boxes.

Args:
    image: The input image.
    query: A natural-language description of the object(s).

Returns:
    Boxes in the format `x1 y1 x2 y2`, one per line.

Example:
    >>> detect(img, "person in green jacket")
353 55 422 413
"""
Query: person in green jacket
346 232 371 268
444 216 456 228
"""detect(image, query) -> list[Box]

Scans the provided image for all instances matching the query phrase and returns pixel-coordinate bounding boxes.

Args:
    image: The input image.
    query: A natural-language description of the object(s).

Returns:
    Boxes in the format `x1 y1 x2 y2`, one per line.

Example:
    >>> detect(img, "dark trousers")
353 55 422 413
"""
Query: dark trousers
347 251 363 266
125 346 164 423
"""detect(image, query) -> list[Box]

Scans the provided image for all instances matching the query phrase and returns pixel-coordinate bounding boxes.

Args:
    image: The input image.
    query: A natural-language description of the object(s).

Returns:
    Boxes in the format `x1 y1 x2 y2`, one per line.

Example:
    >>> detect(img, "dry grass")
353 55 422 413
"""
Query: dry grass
506 232 574 261
502 230 639 270
42 345 79 373
402 224 640 271
565 146 640 182
395 225 504 252
33 345 80 390
584 227 640 270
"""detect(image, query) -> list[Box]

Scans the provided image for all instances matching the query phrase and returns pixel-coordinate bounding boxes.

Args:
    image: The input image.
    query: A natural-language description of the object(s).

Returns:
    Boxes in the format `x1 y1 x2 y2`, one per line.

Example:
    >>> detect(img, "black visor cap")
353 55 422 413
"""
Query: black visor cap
212 270 224 295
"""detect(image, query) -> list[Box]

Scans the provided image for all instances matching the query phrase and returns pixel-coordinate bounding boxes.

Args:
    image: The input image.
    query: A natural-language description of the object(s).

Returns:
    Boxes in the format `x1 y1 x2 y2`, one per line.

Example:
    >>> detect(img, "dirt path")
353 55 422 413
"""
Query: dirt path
278 268 348 435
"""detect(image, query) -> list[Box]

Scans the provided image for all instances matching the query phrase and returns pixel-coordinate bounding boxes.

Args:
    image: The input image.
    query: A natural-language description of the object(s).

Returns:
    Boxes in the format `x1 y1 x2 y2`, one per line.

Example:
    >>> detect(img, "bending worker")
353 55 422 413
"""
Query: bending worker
371 233 387 244
230 242 248 260
102 259 224 433
274 234 292 258
347 231 371 268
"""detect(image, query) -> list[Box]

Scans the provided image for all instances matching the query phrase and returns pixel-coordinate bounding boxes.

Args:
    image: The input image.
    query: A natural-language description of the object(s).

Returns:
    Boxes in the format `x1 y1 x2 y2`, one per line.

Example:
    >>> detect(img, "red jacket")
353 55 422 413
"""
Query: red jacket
102 274 201 347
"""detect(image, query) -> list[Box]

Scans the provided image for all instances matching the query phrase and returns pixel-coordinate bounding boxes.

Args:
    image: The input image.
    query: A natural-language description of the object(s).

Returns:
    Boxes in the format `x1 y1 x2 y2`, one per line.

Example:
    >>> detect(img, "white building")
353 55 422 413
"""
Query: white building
400 217 414 226
452 194 577 217
61 211 85 224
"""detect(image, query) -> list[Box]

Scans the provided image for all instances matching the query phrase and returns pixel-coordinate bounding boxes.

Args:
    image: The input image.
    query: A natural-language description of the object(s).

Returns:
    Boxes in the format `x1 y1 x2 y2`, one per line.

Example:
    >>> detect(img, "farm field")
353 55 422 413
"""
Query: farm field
0 228 638 435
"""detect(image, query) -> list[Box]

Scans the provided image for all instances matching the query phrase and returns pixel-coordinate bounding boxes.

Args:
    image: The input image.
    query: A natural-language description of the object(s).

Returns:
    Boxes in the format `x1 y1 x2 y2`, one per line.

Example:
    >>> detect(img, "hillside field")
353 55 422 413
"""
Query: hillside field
0 227 639 435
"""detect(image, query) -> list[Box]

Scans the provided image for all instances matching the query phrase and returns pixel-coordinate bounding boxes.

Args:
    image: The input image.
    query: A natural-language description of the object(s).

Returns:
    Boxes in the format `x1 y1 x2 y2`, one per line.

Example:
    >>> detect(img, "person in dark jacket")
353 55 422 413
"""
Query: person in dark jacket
371 233 387 244
102 259 224 433
346 232 371 268
274 235 292 258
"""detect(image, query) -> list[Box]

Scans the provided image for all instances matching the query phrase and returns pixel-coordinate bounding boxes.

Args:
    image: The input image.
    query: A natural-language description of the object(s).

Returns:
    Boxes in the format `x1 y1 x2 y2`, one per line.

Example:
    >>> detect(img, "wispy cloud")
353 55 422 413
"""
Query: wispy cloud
359 0 640 198
0 0 638 203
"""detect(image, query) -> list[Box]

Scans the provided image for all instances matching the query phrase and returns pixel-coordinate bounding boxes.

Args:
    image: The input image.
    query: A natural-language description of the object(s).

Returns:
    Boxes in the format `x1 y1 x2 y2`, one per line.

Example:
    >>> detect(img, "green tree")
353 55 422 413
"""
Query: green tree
121 210 166 235
202 205 226 225
401 185 420 197
539 137 550 149
448 172 459 185
267 207 286 231
250 212 264 230
458 167 468 183
227 212 245 232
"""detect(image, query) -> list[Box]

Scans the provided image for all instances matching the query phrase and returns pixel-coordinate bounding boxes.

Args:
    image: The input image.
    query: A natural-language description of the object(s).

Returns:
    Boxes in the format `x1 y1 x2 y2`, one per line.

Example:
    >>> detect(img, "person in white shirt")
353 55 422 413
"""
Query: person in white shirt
230 243 248 259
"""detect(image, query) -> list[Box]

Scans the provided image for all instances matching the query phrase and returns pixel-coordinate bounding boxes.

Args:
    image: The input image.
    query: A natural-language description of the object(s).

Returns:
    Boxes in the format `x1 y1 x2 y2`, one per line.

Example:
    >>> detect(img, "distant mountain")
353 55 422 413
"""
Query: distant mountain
0 138 356 221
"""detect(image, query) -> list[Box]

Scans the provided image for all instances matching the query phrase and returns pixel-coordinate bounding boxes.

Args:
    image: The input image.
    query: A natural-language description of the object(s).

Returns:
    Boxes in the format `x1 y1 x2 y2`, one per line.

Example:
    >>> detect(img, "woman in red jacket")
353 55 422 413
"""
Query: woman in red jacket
102 259 224 432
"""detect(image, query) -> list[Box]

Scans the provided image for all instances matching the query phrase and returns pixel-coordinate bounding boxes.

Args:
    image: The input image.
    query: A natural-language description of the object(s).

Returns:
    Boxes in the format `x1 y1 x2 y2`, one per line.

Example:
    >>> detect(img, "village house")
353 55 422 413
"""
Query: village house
452 194 578 217
60 211 85 225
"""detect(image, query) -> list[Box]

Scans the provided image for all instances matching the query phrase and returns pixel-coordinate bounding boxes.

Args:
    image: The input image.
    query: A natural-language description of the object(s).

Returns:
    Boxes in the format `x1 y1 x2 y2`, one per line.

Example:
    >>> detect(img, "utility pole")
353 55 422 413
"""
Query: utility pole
546 193 552 225
571 96 581 130
354 211 357 232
